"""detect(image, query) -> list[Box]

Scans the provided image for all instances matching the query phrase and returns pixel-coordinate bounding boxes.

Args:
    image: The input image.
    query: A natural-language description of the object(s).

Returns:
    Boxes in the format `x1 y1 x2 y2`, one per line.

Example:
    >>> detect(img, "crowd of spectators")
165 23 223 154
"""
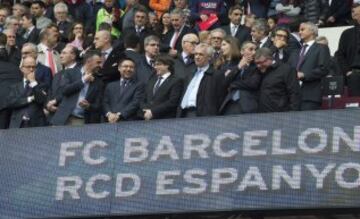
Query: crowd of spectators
0 0 358 129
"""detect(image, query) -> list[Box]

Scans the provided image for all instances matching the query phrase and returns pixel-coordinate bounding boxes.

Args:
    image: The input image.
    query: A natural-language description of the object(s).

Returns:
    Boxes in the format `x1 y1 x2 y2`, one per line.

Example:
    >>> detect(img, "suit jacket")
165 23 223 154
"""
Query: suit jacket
50 67 104 125
135 55 156 85
220 64 261 114
139 74 183 119
123 26 156 48
57 21 73 43
98 47 125 83
174 55 197 79
124 49 142 65
178 66 226 117
36 63 53 90
37 44 62 75
221 24 252 47
8 81 48 128
103 78 145 120
161 26 196 53
289 42 330 103
23 27 40 45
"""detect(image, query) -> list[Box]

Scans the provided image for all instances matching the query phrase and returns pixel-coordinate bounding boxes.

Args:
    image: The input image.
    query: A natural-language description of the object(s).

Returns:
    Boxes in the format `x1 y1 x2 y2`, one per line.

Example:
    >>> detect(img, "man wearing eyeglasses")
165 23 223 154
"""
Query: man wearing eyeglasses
269 26 295 64
174 33 198 79
7 56 48 128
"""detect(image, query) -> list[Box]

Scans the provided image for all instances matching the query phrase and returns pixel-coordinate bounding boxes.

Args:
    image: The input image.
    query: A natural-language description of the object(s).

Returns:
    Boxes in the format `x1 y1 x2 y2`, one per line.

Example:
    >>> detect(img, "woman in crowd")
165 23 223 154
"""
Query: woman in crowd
68 22 92 52
213 36 241 72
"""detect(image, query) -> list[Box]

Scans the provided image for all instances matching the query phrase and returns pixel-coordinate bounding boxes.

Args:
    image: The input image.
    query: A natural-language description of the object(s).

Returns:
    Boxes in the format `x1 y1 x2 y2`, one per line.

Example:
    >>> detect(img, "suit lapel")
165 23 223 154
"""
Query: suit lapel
153 75 172 98
301 43 317 65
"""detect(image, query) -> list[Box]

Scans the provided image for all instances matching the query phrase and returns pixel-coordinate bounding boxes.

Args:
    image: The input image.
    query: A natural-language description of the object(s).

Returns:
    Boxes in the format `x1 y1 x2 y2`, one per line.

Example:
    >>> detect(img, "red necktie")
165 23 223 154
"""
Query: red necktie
171 31 179 49
47 48 56 75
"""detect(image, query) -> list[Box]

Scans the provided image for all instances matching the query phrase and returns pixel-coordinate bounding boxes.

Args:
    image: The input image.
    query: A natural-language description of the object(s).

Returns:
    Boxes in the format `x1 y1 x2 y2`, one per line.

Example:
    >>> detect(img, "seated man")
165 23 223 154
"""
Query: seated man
103 57 144 123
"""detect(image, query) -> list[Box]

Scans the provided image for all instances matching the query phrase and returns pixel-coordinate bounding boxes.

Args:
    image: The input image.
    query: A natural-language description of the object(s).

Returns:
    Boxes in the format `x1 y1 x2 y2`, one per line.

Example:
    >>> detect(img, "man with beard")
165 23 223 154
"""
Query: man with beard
50 50 104 126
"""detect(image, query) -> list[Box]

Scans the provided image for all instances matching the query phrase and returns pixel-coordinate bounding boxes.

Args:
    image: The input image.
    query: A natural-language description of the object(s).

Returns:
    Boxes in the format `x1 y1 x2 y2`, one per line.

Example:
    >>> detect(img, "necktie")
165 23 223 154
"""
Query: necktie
153 76 163 94
24 80 32 96
231 25 237 37
47 48 56 75
171 31 180 49
149 59 155 67
296 44 308 71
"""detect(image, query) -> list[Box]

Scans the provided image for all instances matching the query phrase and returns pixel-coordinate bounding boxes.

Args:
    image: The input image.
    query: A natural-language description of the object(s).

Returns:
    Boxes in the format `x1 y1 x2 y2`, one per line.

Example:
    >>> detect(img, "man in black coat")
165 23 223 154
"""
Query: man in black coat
0 35 22 129
220 5 251 47
50 50 104 126
178 43 226 117
336 3 360 96
139 55 183 120
290 22 330 110
103 57 144 123
7 56 48 128
256 48 300 113
325 0 351 26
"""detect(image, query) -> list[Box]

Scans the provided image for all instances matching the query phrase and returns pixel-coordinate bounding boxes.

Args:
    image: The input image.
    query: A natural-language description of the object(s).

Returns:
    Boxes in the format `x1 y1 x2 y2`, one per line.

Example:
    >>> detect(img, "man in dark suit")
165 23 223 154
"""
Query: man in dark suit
325 0 351 26
174 33 198 79
50 50 104 126
122 6 155 47
136 35 160 85
139 55 183 120
95 30 125 83
21 43 52 90
20 13 40 45
178 43 226 117
162 8 196 57
290 22 330 110
103 57 145 123
0 33 22 129
123 33 142 65
251 18 272 48
7 56 48 128
54 2 73 43
220 41 261 115
46 44 79 121
269 26 296 64
257 48 300 113
220 5 251 47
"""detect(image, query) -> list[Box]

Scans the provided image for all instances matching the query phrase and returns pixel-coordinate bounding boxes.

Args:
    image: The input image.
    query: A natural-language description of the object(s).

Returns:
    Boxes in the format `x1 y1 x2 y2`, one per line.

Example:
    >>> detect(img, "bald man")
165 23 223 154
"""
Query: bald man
8 56 47 128
94 30 125 83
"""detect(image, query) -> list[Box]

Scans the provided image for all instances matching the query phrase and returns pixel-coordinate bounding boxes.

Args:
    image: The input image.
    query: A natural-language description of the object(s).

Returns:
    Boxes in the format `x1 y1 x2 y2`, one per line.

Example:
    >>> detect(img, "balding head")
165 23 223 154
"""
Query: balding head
94 30 112 51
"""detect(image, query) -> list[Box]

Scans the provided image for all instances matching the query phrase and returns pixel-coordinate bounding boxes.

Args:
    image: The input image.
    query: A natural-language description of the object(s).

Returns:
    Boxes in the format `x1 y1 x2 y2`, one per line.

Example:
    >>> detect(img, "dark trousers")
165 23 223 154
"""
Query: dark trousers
301 101 321 111
347 70 360 96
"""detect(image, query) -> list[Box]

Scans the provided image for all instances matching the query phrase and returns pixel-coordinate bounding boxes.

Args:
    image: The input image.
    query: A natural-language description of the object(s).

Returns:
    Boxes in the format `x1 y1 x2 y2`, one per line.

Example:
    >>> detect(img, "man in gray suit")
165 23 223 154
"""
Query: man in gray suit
291 21 330 110
50 50 103 126
103 57 145 123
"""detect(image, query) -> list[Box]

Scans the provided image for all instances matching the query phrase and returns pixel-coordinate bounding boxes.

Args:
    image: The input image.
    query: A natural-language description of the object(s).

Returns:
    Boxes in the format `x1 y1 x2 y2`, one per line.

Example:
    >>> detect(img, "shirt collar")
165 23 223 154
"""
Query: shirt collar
159 72 171 80
102 47 113 56
65 62 77 69
197 64 210 73
303 40 315 48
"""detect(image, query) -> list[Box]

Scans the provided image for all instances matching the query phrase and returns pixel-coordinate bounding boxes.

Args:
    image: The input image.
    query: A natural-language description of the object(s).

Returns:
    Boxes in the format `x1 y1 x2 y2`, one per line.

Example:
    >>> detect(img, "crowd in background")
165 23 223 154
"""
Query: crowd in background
0 0 359 129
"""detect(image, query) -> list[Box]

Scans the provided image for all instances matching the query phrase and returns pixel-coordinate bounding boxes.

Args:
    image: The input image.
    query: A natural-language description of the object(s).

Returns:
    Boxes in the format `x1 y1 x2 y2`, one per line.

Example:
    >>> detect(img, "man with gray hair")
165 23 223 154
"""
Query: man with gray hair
251 18 272 48
256 47 300 112
54 2 72 43
21 42 52 89
136 35 160 84
174 33 198 79
290 21 330 110
210 28 226 59
163 8 196 57
178 43 226 117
